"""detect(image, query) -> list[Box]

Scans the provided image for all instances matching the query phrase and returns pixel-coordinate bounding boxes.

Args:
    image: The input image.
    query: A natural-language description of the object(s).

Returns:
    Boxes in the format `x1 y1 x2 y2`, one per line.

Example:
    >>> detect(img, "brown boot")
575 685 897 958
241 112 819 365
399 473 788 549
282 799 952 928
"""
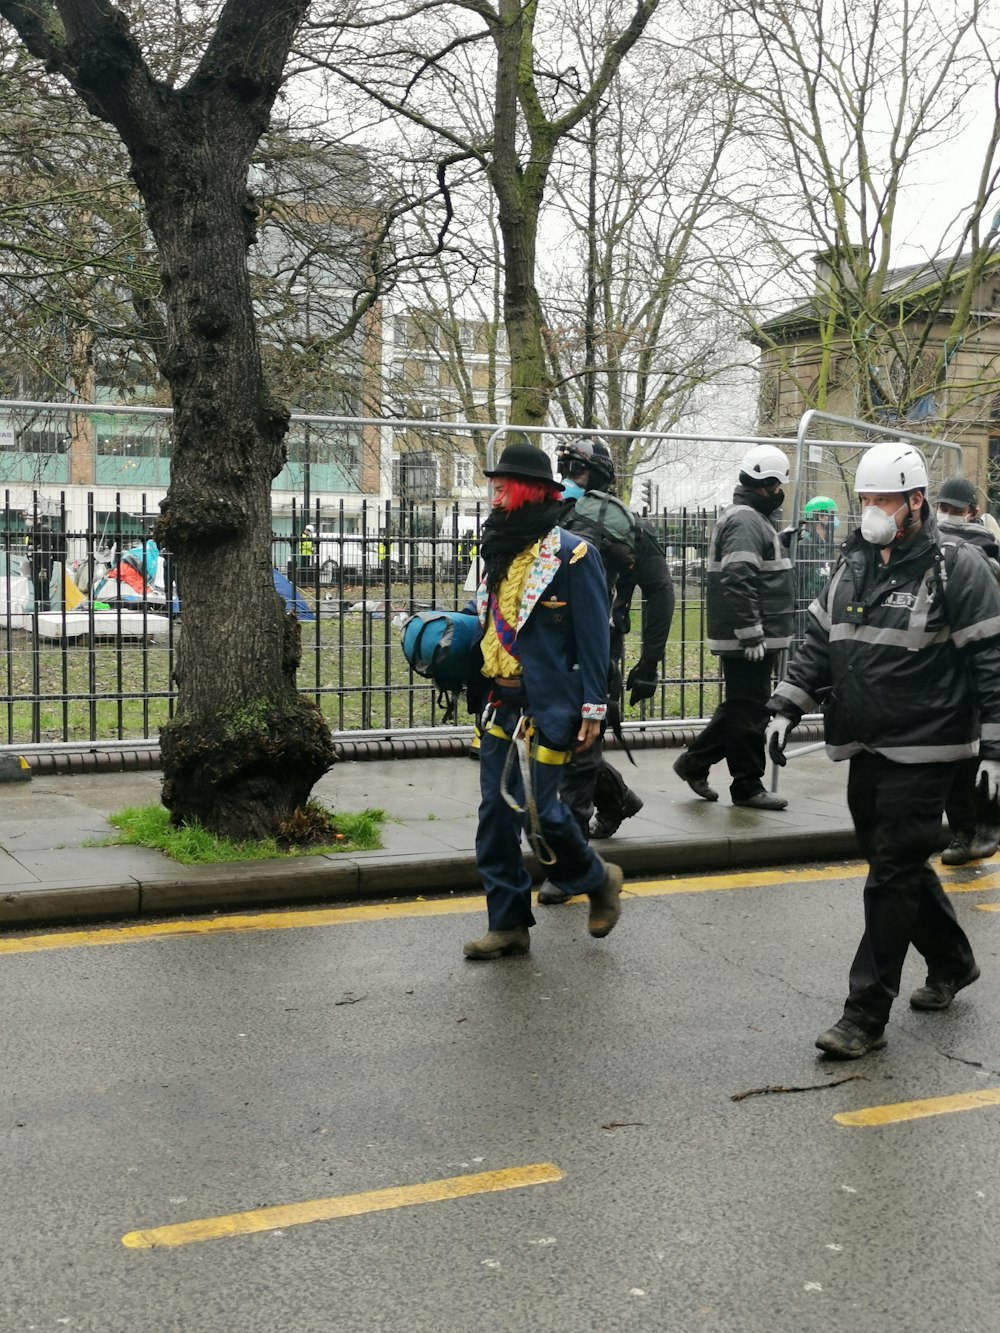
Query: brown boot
463 927 531 960
587 862 623 938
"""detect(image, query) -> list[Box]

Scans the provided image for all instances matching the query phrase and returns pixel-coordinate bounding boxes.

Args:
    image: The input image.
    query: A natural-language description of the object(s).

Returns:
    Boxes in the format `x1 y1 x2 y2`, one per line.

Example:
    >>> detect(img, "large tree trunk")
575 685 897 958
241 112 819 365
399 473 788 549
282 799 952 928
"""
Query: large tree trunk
0 0 333 839
135 125 333 838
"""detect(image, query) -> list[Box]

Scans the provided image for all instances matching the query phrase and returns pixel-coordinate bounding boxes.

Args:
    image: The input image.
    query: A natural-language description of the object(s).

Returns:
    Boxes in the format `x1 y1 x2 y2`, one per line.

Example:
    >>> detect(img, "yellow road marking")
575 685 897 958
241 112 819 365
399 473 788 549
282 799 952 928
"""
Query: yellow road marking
2 861 996 956
834 1087 1000 1127
122 1162 563 1250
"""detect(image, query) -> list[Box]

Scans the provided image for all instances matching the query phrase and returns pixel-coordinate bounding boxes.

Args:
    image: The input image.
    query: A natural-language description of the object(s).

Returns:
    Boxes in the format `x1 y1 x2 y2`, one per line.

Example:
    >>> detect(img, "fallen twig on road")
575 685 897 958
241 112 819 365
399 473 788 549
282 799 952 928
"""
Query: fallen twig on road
730 1074 866 1101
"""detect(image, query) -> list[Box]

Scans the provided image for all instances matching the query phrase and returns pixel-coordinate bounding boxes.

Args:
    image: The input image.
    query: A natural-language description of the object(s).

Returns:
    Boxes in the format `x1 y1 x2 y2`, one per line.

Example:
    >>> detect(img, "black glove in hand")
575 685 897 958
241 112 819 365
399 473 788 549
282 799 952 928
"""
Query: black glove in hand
626 661 658 706
779 524 803 550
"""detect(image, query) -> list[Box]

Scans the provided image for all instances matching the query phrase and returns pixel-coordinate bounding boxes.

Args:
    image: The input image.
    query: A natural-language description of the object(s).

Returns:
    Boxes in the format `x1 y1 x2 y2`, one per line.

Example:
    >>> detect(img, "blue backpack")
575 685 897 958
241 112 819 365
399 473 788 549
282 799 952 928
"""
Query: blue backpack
400 610 479 697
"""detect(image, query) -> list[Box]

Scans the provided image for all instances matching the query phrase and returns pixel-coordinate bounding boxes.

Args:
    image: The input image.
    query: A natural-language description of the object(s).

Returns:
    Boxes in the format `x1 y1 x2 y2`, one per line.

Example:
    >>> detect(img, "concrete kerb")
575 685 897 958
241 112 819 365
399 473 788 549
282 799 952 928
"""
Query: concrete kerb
0 824 860 931
0 722 848 931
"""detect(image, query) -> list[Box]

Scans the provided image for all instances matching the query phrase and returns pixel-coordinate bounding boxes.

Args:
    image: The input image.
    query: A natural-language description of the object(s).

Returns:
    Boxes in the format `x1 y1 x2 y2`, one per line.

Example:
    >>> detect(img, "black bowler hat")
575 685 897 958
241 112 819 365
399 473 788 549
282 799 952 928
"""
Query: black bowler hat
937 476 977 508
485 441 556 484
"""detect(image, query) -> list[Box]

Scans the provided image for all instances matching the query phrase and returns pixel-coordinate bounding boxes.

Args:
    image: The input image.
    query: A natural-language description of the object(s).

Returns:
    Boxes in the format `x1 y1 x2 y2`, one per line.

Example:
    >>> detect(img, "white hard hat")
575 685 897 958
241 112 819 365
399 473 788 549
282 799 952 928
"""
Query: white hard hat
304 523 316 534
854 442 928 493
739 444 789 486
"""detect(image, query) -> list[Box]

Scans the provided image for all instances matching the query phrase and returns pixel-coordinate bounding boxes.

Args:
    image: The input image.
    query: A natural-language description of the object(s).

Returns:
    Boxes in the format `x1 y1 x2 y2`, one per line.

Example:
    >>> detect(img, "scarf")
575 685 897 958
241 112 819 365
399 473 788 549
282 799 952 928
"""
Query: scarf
481 499 564 593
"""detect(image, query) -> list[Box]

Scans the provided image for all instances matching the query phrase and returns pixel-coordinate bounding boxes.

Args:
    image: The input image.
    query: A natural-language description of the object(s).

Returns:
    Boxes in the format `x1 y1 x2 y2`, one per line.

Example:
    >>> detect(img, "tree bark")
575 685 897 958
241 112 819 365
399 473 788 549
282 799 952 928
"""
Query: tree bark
0 0 335 838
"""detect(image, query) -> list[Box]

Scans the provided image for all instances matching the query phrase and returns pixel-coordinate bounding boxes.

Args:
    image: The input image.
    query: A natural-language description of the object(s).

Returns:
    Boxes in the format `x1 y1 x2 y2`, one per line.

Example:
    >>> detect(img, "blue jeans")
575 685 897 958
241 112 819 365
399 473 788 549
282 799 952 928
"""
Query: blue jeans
476 698 606 930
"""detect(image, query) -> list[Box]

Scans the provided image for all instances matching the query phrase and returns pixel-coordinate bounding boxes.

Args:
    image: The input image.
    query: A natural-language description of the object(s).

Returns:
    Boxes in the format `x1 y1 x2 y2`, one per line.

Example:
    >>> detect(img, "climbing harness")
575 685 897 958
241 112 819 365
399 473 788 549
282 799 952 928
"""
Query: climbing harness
482 706 567 867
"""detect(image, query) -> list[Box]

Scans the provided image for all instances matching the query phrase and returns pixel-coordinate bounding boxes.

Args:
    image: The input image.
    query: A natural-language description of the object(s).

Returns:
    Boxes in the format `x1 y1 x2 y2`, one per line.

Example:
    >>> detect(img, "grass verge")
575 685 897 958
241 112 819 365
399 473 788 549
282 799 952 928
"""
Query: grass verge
92 803 385 864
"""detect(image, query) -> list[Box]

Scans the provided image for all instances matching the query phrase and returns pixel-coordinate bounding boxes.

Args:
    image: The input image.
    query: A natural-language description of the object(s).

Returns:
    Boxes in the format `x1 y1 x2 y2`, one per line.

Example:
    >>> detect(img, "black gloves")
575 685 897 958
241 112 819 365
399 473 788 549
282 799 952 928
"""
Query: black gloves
779 524 803 550
626 660 659 706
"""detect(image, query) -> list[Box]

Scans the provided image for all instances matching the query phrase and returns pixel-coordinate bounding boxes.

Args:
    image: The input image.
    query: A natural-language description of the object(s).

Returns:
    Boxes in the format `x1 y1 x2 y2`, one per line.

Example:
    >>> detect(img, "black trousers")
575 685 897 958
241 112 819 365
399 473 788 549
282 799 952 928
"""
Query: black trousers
683 653 774 801
559 727 635 836
843 751 976 1031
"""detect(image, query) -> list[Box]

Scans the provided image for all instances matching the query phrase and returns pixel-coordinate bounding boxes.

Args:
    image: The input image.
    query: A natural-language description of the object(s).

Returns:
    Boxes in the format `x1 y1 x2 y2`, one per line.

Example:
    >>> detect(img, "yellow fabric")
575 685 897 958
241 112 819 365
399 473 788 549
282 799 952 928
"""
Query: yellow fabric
64 570 84 610
485 725 567 765
480 542 539 679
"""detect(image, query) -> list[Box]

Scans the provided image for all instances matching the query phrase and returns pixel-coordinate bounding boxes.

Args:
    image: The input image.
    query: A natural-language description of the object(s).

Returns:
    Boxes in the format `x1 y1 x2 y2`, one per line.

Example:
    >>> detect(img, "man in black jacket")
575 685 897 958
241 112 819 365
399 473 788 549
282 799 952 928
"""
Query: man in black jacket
672 445 794 811
766 444 1000 1059
538 440 673 905
934 476 1000 865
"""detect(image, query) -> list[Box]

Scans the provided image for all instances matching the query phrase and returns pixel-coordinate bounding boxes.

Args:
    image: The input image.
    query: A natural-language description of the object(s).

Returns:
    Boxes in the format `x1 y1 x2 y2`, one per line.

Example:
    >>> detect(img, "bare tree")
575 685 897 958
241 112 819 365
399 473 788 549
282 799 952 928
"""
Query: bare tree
540 31 758 494
712 0 1000 436
304 0 660 428
0 0 336 838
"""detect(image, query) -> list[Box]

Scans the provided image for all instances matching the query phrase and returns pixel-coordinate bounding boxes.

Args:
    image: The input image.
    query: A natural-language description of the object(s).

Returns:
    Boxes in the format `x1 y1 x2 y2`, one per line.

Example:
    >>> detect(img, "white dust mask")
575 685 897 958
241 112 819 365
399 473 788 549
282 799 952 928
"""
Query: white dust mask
860 503 903 546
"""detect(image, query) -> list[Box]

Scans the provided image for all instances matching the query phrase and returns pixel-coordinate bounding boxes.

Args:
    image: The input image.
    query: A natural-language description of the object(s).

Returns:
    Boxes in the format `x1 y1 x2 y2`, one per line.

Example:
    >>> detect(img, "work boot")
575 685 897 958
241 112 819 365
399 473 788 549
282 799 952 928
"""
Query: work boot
537 880 573 906
909 962 980 1011
463 927 530 960
589 789 644 840
732 790 788 811
969 828 999 861
672 752 719 802
815 1018 887 1059
941 831 974 865
587 862 623 938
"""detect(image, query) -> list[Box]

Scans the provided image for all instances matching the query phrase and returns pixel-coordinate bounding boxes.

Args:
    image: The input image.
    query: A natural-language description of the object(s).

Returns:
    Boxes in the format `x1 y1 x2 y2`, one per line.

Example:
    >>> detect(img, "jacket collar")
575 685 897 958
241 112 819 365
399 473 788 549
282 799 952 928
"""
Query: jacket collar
476 527 563 630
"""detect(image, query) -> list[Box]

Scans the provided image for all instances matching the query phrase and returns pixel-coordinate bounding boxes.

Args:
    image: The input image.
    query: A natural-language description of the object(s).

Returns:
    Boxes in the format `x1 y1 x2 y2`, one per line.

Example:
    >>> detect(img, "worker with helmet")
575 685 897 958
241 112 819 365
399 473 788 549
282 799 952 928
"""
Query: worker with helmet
299 523 316 574
672 443 795 811
765 442 1000 1059
933 476 1000 866
538 436 674 873
798 496 839 596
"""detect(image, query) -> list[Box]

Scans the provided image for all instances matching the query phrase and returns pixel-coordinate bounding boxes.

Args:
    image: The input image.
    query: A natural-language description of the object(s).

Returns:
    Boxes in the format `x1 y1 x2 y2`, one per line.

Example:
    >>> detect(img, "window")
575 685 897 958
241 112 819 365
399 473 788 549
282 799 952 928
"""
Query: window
454 455 474 489
458 324 474 350
422 362 439 387
397 449 438 500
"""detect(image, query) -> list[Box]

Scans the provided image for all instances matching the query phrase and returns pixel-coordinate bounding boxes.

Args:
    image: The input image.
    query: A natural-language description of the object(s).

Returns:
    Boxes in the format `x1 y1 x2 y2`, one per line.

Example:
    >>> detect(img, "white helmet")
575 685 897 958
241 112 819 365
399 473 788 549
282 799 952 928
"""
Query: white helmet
739 444 789 485
853 443 928 493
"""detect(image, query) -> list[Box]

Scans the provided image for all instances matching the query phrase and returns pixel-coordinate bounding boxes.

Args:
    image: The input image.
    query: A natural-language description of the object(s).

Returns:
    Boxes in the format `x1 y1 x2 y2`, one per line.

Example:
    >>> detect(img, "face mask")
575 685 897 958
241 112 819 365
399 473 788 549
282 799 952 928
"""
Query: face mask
759 488 784 514
860 503 904 546
560 480 585 501
937 509 968 525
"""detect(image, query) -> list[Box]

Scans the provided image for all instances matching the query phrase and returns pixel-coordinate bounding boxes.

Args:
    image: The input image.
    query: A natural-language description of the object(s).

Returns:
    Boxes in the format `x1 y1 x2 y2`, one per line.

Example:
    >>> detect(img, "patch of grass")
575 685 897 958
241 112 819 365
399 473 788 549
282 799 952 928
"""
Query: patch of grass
93 803 385 864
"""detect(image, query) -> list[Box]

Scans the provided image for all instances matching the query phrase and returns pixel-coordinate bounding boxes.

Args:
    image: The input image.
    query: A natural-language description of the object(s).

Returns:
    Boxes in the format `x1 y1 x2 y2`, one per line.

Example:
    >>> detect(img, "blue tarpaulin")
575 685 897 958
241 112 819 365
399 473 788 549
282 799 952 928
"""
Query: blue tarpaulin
272 568 315 621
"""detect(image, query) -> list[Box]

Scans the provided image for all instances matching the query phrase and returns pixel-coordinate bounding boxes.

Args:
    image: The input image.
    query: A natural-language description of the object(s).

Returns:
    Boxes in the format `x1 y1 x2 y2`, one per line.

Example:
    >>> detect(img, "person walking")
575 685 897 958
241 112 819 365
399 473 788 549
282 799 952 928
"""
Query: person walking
766 443 1000 1059
541 439 673 871
933 476 1000 865
462 441 624 960
672 444 794 811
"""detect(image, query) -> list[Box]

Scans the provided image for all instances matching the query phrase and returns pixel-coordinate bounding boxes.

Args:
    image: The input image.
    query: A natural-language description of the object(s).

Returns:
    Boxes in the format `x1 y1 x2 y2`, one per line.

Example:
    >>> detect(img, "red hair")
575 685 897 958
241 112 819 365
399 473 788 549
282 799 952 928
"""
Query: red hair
494 477 561 511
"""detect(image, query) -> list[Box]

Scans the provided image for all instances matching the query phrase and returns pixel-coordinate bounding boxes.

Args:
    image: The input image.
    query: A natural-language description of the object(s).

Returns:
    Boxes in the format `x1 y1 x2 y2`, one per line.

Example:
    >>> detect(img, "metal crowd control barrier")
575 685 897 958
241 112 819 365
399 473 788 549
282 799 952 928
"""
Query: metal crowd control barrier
1 403 970 756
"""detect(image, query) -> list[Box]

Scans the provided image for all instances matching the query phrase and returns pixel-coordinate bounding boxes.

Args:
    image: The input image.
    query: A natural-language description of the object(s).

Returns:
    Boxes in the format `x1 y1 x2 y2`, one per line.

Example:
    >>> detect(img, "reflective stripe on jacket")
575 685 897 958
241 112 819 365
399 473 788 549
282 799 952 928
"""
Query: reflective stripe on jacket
772 521 1000 763
706 487 794 655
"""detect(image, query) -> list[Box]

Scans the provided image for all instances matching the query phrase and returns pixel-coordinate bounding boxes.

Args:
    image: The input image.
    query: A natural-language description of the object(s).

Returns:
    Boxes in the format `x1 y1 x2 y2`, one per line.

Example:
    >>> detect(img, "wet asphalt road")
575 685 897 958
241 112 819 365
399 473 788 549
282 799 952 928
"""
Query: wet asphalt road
3 861 1000 1333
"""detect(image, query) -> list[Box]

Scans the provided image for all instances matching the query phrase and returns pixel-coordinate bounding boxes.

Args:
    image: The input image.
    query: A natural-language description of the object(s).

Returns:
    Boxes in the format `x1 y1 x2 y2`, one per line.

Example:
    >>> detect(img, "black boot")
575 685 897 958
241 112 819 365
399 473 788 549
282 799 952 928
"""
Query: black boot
941 831 975 865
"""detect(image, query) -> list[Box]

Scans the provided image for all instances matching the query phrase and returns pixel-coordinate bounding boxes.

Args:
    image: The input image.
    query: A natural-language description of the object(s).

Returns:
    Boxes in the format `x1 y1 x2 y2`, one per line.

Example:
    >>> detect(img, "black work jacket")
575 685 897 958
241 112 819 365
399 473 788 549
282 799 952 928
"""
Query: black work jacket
771 520 1000 763
706 487 794 655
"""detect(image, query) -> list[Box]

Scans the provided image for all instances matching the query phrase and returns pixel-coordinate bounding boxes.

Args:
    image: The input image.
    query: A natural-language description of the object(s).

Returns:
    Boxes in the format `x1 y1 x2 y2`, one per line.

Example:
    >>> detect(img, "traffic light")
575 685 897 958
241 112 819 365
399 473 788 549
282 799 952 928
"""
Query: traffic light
640 479 653 514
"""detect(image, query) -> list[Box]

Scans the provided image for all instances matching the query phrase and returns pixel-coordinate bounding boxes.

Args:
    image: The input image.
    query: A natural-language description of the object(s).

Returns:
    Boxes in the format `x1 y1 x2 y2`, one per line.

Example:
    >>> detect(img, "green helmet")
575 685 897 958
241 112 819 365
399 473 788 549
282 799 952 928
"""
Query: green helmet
804 495 837 517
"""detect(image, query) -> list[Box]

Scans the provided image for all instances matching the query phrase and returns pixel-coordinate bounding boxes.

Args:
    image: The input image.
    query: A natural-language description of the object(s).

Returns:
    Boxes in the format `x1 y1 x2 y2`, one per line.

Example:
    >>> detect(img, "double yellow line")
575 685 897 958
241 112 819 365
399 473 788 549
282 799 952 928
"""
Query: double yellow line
2 859 998 956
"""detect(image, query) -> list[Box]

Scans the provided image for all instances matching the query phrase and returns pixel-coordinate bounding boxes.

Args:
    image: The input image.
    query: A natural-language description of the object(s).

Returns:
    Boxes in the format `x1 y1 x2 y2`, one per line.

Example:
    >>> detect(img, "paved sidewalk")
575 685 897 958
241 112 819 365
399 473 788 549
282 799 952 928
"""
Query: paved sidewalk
0 743 863 929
